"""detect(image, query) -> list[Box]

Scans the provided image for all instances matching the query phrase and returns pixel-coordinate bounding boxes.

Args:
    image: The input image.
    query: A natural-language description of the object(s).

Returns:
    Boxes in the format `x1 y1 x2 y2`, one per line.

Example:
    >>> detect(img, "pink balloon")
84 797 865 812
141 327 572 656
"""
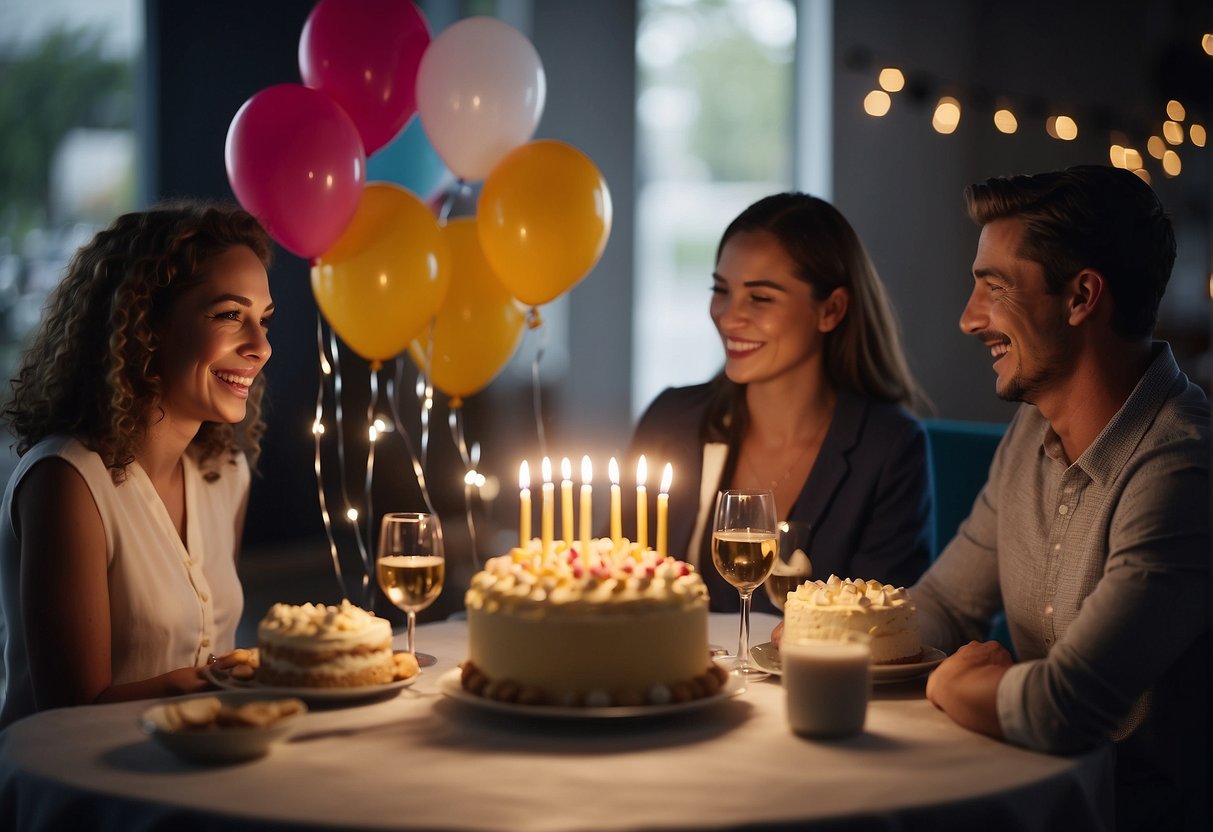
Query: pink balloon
299 0 431 155
225 84 366 259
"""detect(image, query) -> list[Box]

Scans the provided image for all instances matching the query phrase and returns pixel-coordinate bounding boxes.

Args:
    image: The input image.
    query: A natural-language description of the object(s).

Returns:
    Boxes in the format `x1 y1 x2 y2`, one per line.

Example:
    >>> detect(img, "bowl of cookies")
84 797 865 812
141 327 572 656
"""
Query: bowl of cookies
140 692 306 764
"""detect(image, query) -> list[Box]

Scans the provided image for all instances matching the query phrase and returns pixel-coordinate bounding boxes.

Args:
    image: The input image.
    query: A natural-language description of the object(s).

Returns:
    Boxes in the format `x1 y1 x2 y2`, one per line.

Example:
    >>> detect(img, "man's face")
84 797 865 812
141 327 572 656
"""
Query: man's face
959 218 1075 404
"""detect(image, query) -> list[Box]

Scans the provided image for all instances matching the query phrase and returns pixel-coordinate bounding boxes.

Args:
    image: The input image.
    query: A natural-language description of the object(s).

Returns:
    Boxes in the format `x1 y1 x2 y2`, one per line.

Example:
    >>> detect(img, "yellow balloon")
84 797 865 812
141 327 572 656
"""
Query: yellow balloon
477 140 612 307
409 218 526 400
312 183 451 365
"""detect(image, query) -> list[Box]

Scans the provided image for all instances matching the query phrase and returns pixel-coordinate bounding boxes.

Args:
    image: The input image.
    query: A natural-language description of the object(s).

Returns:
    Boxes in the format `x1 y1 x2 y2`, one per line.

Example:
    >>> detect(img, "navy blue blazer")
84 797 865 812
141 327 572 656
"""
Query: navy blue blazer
626 384 933 613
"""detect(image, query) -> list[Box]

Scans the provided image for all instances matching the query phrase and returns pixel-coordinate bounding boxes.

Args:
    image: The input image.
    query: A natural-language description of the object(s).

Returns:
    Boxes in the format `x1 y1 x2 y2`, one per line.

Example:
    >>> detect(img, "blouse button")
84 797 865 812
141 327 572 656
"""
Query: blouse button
1057 504 1069 515
200 637 211 648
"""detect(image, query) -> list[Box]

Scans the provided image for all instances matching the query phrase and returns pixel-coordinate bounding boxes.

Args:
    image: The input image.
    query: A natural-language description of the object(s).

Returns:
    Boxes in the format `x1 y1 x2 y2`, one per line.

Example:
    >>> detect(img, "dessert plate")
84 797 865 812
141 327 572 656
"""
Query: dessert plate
205 654 419 703
750 642 947 684
437 668 745 719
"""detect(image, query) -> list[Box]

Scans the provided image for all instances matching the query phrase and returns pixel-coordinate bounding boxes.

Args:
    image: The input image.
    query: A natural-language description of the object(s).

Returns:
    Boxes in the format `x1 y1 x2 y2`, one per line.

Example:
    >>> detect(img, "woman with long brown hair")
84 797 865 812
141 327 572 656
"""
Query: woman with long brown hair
628 193 932 611
0 201 274 726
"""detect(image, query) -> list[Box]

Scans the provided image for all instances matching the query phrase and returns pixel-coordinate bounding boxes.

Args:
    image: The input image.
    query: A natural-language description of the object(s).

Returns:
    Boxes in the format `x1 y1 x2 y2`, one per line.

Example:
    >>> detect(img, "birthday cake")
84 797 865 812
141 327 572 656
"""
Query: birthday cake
782 575 922 664
462 539 720 707
257 601 397 687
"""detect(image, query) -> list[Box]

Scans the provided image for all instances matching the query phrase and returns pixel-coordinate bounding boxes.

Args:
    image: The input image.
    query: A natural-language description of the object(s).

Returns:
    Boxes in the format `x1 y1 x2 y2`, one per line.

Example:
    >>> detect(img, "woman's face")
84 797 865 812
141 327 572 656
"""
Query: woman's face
709 229 843 387
155 245 273 429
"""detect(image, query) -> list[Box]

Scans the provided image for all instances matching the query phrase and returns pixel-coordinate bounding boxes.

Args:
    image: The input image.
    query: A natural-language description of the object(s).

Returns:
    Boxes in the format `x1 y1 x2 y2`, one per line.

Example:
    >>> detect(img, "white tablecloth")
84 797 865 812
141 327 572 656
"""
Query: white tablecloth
0 614 1112 831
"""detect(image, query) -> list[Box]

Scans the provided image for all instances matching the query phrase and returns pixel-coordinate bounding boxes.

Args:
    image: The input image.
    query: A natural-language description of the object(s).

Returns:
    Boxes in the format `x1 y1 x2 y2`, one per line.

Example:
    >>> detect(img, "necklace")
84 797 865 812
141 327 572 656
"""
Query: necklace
741 413 832 492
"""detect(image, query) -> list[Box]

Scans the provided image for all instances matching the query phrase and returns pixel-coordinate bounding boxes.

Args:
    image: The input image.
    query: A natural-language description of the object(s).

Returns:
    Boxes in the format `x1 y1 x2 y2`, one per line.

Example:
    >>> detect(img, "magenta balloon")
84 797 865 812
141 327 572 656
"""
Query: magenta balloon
224 84 366 258
299 0 431 155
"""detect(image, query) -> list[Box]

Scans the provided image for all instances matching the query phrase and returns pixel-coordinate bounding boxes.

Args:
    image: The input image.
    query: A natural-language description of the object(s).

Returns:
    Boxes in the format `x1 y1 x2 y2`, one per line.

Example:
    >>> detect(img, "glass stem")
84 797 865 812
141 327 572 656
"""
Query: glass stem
737 589 753 669
406 610 417 654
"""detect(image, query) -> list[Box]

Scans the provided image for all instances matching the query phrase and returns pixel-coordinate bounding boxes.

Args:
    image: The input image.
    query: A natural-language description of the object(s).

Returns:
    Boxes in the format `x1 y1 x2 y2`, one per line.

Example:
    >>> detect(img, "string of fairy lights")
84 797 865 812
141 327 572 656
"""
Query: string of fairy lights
856 32 1213 185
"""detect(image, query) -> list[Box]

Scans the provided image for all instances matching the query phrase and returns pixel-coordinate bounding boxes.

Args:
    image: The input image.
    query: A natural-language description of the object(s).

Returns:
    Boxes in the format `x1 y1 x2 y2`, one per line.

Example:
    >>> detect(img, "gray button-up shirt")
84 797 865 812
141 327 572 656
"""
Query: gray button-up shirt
913 342 1210 828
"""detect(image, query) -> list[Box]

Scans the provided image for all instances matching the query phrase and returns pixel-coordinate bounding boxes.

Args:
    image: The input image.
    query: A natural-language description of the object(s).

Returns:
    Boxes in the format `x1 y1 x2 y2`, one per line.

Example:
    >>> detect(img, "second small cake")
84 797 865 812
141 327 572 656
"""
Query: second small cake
257 601 395 687
782 575 922 664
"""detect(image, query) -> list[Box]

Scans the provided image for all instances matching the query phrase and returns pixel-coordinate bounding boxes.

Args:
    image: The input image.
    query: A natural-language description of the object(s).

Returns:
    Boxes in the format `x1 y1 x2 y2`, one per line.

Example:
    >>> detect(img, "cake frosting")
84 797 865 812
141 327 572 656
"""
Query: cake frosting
782 575 922 664
462 538 721 706
257 601 395 687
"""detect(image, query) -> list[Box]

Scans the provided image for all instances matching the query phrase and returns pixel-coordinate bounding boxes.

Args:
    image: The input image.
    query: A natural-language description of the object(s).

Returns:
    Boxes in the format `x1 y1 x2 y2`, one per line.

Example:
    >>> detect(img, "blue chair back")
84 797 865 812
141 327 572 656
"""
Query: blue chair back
923 418 1013 654
923 418 1006 558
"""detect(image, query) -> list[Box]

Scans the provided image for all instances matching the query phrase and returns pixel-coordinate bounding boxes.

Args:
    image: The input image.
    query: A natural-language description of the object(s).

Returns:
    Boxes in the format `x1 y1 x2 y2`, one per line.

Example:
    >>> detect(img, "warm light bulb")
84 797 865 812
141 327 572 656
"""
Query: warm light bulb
319 355 332 375
1123 148 1143 170
1204 33 1213 55
312 420 326 435
994 109 1018 134
465 469 479 486
1109 144 1126 168
1147 136 1166 159
1045 116 1078 140
368 425 378 442
1162 149 1181 177
878 67 904 92
931 96 961 134
1166 100 1186 121
1190 124 1206 147
1132 168 1151 184
346 508 359 522
863 89 891 117
1163 121 1184 145
373 418 387 433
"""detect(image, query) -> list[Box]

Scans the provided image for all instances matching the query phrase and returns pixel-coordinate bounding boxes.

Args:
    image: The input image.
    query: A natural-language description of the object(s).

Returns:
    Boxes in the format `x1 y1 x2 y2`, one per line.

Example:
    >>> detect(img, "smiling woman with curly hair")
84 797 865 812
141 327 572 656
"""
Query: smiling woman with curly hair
0 200 275 726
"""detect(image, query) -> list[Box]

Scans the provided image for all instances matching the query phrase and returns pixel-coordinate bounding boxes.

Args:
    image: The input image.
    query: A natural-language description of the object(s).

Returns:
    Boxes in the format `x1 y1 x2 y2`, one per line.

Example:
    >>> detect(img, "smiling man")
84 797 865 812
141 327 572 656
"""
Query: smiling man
912 166 1210 831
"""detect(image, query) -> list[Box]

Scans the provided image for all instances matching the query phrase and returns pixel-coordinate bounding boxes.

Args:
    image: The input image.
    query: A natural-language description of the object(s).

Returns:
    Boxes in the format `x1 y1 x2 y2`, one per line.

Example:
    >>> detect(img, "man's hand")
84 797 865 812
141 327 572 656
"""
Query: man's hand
925 640 1013 739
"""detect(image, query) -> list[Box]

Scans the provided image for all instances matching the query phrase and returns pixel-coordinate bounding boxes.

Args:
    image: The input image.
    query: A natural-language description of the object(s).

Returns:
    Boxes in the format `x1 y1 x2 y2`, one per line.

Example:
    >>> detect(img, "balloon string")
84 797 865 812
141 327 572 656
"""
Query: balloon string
531 321 548 458
363 368 380 609
448 406 480 570
416 322 435 474
438 179 474 222
313 314 348 602
329 330 372 600
387 358 437 517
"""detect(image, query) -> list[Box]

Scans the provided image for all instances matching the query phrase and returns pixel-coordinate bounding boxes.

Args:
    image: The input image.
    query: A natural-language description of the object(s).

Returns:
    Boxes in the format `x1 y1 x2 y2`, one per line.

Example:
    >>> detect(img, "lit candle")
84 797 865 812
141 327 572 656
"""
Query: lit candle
541 457 554 555
609 457 622 549
580 456 593 558
518 461 531 548
636 455 648 552
657 463 672 558
561 457 574 546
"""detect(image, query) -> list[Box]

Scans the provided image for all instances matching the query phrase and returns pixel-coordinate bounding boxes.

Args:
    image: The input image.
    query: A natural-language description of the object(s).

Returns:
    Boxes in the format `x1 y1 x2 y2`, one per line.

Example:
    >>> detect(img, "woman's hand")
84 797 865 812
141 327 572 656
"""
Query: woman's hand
771 620 784 649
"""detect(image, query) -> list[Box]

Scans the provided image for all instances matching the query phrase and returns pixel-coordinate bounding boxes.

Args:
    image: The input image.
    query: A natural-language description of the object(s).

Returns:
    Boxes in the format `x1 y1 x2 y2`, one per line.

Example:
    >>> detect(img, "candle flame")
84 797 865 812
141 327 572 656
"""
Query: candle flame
542 456 552 482
636 454 647 486
519 460 530 490
660 463 673 493
561 456 572 481
609 457 620 485
582 455 593 483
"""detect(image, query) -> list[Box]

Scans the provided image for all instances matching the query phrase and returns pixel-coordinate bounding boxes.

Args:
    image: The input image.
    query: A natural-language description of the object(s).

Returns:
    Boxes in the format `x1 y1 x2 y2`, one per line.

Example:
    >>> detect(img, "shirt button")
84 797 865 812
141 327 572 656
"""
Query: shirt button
1058 504 1069 515
201 637 211 648
1053 543 1062 551
200 592 210 603
1044 604 1054 616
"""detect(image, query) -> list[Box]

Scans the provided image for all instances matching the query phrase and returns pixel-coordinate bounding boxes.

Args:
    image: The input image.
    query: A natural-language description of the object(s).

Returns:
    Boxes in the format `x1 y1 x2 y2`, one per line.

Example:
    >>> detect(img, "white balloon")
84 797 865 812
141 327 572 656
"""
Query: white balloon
416 17 547 182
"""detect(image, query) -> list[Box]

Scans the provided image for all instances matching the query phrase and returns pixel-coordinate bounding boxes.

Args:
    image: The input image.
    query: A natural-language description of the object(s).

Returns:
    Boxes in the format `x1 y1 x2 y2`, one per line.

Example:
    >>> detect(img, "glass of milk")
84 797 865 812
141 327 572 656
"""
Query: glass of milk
782 630 872 738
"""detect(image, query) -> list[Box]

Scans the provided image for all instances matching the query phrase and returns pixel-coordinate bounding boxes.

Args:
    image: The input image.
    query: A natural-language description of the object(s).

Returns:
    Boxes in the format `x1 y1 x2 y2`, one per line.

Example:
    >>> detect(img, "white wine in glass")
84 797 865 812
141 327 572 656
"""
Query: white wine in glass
763 520 813 611
377 512 444 661
712 489 778 681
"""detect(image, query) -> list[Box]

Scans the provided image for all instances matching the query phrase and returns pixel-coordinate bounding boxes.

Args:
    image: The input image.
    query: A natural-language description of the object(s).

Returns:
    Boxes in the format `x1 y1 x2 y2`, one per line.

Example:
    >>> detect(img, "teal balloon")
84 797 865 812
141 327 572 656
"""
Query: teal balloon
366 116 452 201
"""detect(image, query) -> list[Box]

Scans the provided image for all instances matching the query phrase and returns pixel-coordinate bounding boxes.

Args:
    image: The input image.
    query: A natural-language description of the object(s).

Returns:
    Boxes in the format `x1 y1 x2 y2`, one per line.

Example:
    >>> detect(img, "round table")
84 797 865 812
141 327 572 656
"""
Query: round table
0 614 1112 831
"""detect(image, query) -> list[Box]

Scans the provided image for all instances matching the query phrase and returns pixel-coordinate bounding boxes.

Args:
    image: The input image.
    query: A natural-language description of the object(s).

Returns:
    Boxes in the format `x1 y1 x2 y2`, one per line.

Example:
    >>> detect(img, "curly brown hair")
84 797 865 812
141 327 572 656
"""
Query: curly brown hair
3 200 273 482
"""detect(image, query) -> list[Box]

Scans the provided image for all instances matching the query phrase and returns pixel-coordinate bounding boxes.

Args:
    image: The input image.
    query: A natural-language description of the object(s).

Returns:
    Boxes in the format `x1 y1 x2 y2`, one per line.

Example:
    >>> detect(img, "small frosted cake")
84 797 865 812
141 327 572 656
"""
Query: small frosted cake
257 601 395 687
462 539 721 707
783 575 922 664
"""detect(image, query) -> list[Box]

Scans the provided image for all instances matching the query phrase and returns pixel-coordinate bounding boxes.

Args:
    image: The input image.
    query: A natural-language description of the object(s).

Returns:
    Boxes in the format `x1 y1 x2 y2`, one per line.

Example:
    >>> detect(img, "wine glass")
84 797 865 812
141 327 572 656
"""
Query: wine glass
763 520 814 612
711 489 778 681
376 512 444 666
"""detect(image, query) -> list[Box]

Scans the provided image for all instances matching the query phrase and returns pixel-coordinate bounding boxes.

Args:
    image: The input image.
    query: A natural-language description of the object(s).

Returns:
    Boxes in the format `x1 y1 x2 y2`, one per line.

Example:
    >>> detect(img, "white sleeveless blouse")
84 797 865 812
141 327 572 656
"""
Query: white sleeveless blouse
0 436 246 726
